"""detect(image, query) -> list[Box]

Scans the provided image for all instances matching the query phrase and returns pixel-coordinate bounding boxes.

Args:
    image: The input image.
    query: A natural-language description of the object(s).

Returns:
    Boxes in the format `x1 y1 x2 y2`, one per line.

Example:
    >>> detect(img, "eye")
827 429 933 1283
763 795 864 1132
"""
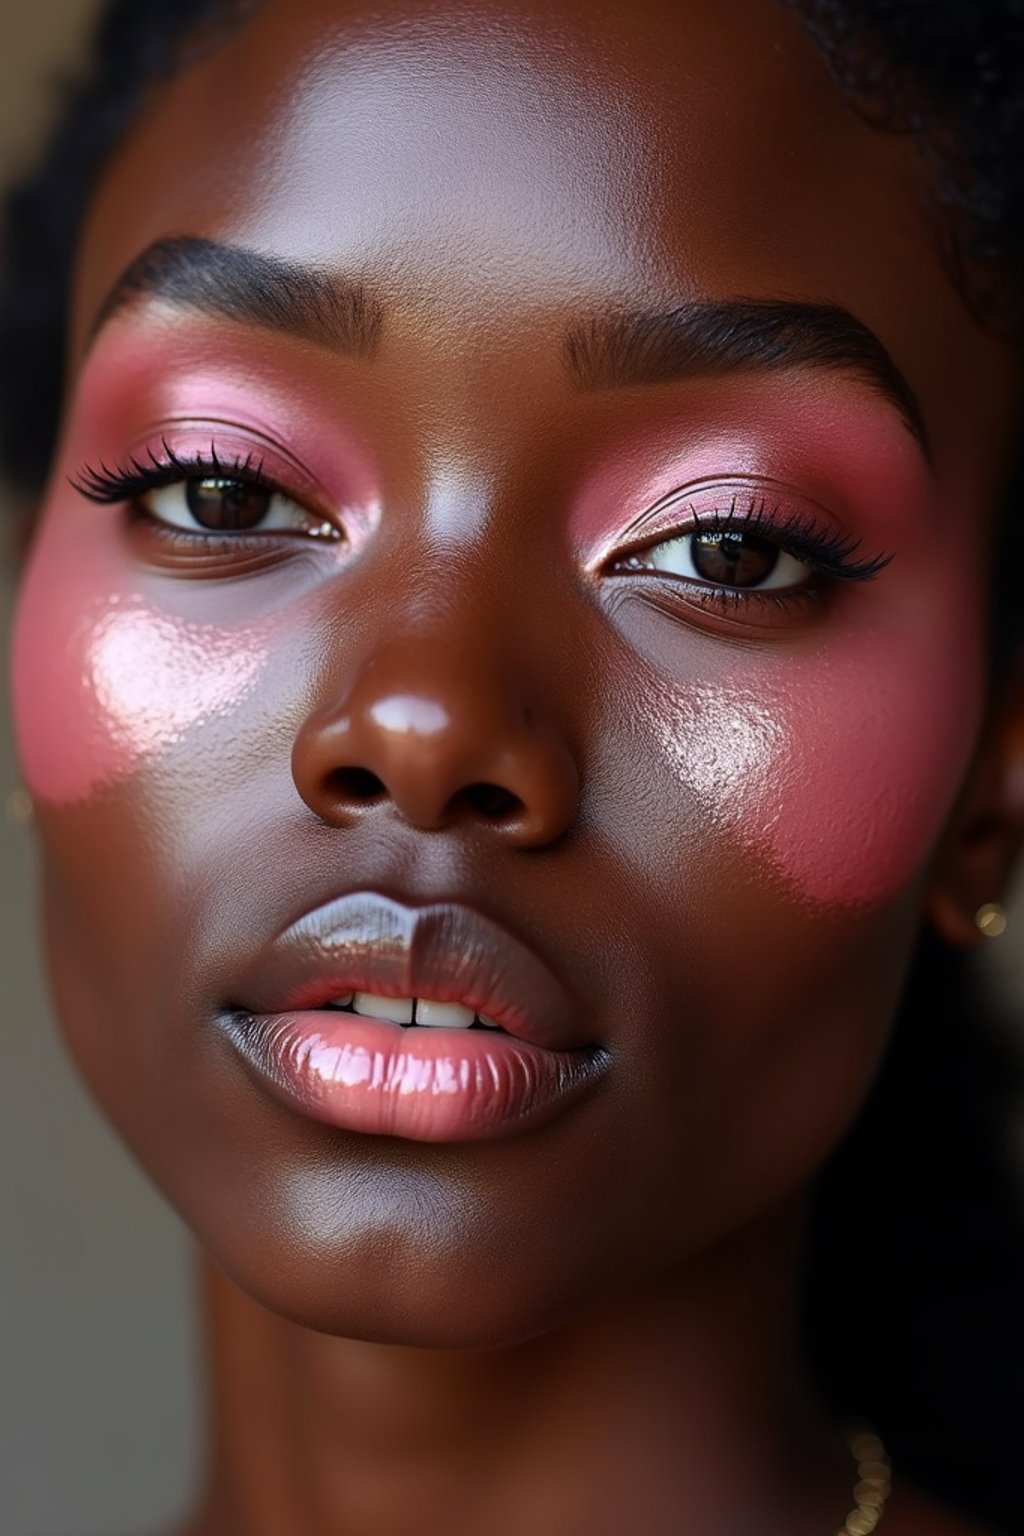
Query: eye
625 526 812 591
71 447 341 543
142 475 332 537
604 484 892 610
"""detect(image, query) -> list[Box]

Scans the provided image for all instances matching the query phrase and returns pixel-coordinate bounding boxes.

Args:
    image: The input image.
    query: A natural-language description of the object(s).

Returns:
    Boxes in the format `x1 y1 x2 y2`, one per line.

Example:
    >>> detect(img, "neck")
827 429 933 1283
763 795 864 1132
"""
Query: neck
186 1203 849 1536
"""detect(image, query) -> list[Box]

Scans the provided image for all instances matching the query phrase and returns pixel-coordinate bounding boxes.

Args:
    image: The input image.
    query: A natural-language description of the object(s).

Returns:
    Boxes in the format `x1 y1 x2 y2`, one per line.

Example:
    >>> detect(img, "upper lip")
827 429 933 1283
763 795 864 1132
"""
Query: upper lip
232 890 588 1052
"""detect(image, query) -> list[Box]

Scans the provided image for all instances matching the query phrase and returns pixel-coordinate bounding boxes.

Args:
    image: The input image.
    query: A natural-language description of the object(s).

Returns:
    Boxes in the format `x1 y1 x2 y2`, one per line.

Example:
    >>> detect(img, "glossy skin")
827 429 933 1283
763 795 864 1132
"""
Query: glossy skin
10 0 1024 1530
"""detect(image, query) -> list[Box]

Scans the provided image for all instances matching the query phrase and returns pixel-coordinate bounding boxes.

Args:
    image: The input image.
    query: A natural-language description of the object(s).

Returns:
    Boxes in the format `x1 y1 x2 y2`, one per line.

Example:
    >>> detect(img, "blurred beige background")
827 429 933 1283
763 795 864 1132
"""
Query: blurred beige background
1 7 202 1536
2 5 1024 1536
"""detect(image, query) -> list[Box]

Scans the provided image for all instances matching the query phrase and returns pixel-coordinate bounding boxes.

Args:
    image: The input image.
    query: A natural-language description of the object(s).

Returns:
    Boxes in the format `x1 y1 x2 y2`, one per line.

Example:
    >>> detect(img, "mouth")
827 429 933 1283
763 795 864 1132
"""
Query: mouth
305 992 505 1030
216 891 608 1143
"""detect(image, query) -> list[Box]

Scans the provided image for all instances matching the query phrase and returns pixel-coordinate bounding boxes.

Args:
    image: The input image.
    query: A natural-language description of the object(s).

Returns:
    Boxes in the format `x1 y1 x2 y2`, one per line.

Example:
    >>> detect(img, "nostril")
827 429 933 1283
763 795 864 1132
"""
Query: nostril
331 766 387 803
460 782 524 822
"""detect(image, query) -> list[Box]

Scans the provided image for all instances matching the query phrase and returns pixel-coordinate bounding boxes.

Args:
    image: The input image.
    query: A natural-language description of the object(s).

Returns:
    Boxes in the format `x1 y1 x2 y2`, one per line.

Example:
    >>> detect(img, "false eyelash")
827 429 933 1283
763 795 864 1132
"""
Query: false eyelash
685 493 893 584
70 439 274 505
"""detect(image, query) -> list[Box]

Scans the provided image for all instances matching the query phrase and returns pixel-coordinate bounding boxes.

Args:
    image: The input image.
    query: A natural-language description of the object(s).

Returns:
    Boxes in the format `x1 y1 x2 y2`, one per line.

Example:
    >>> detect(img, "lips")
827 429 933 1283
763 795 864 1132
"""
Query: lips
217 891 607 1143
232 890 591 1052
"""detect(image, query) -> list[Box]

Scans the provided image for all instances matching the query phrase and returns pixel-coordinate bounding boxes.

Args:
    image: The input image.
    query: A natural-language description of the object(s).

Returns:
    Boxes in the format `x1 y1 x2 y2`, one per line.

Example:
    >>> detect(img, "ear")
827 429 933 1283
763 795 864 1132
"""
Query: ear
927 658 1024 948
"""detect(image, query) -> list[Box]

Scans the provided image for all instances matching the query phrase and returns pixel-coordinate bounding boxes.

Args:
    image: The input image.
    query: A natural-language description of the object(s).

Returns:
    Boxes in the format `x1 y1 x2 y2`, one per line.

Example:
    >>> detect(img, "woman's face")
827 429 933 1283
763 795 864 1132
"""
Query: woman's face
10 0 1020 1344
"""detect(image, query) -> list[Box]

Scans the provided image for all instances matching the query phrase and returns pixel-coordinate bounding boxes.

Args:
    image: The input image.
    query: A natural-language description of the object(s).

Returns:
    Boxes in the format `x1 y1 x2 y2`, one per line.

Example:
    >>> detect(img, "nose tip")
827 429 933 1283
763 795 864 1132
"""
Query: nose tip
370 694 450 738
292 667 579 848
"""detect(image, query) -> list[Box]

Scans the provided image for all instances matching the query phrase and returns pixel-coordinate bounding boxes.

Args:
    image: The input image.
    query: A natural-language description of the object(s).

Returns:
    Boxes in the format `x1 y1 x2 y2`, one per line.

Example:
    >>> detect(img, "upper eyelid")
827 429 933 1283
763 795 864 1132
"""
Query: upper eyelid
603 491 817 560
70 440 322 512
72 449 256 500
73 455 343 549
583 476 812 569
626 498 809 550
625 476 827 533
599 489 892 585
70 414 332 494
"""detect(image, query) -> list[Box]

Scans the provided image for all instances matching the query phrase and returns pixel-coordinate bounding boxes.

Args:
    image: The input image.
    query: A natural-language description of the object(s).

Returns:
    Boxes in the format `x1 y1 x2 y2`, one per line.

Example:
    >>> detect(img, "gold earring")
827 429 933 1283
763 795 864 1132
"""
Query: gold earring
975 902 1008 939
5 787 34 827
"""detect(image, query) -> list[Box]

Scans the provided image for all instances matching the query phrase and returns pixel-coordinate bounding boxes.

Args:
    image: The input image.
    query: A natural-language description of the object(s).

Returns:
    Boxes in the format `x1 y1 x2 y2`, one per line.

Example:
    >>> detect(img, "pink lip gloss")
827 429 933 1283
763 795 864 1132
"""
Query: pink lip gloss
221 1006 603 1143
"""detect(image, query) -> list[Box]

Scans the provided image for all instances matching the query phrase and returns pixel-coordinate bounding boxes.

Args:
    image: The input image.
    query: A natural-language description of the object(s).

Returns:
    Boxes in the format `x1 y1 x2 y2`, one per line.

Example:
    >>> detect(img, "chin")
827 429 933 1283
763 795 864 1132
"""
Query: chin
167 1139 594 1349
207 1235 583 1351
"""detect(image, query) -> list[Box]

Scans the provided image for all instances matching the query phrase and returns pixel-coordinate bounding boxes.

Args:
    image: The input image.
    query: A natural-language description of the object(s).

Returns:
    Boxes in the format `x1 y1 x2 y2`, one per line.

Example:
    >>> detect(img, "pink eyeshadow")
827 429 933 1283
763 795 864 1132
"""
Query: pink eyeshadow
69 323 380 511
571 375 931 564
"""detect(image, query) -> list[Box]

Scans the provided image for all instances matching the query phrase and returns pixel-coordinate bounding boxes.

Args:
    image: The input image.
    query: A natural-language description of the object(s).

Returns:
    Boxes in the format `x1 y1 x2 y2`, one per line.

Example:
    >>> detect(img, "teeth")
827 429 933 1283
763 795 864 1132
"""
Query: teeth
352 992 414 1024
415 1000 475 1029
337 994 503 1030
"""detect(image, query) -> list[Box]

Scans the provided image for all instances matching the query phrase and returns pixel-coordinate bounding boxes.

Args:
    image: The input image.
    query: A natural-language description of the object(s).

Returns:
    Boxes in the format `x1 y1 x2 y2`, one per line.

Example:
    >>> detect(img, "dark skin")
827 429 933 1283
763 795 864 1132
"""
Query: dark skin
11 0 1024 1531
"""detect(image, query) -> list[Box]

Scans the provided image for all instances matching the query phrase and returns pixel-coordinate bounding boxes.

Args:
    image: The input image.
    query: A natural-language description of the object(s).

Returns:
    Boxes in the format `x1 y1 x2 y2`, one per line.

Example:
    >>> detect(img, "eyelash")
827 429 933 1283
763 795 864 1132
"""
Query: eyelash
614 493 892 609
70 441 281 510
70 453 890 617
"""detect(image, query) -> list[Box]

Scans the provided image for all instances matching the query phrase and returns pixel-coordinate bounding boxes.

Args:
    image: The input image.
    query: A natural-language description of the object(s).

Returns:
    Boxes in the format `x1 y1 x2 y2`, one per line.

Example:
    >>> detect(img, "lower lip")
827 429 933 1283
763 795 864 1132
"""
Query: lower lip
218 1009 606 1142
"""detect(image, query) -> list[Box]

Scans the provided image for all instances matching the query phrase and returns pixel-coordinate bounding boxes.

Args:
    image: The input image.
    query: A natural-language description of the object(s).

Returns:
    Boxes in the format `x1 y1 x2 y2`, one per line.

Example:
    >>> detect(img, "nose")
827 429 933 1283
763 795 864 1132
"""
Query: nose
291 640 579 847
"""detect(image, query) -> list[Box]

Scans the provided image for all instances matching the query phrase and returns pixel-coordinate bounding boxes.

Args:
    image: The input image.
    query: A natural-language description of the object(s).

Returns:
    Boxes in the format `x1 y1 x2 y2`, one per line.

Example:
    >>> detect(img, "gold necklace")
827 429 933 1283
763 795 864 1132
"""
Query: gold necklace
836 1427 892 1535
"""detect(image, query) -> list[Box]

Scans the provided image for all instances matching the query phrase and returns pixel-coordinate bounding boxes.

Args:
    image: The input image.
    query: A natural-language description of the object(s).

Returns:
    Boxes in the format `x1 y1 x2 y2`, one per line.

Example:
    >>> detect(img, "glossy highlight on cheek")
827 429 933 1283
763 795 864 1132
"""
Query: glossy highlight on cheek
12 552 268 806
646 681 787 820
96 603 266 760
640 628 981 909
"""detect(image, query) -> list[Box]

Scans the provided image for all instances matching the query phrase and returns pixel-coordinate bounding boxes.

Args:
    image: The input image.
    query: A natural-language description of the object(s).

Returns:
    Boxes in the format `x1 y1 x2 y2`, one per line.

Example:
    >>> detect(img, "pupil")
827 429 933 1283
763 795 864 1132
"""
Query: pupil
691 530 778 587
185 477 272 531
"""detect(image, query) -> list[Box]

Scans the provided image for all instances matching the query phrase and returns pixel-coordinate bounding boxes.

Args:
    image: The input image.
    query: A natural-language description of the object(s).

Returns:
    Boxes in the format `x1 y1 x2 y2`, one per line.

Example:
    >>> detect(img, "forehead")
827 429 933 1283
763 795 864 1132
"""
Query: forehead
72 0 1016 457
76 0 924 301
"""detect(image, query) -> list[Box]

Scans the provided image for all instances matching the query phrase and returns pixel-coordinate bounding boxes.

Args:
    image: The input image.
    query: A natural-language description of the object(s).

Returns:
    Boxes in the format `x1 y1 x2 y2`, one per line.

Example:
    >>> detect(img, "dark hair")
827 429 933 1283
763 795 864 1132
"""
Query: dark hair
0 0 250 503
2 3 1023 1531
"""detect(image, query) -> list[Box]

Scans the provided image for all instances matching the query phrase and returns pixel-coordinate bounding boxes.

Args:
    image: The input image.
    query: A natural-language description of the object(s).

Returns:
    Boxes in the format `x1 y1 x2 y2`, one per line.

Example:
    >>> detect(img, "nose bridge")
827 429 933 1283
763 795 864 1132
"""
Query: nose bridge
358 531 543 721
290 560 580 846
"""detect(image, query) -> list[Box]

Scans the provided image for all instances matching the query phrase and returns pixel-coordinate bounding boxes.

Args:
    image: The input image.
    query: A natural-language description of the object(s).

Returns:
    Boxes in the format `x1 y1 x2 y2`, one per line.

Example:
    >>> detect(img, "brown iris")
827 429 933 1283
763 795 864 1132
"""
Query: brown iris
690 529 779 587
185 476 273 531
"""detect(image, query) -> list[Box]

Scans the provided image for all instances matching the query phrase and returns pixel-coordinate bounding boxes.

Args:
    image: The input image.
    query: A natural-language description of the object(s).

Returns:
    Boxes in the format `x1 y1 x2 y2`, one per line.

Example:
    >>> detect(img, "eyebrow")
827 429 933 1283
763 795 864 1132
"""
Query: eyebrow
90 235 383 357
92 238 926 454
565 299 928 453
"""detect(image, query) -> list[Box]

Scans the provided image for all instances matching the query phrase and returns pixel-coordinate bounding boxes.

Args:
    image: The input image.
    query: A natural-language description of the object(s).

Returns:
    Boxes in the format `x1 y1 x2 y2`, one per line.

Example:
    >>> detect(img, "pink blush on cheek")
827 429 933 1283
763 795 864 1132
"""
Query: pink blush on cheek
639 628 982 909
758 659 972 907
11 527 268 806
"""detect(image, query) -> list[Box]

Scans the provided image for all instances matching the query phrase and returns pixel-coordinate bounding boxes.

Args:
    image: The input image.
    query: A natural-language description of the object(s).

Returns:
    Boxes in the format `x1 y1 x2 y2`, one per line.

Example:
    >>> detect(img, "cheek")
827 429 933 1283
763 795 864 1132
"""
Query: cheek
637 622 983 909
10 511 270 806
766 639 979 905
